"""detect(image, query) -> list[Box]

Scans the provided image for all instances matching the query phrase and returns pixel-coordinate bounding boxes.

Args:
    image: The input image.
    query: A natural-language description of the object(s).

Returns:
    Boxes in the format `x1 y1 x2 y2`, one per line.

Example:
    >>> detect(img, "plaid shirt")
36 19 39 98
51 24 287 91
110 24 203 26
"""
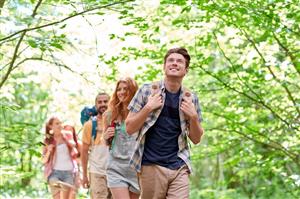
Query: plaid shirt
127 80 203 173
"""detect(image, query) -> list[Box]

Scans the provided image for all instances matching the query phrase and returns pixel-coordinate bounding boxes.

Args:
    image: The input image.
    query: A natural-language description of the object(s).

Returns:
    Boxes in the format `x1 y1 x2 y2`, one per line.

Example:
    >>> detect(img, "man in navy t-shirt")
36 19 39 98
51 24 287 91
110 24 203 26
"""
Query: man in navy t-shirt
126 47 204 199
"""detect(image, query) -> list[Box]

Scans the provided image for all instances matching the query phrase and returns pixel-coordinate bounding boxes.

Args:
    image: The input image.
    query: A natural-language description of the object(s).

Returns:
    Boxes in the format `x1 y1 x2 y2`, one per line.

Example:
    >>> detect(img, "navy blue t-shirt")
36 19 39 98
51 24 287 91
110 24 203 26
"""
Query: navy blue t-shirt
142 89 185 170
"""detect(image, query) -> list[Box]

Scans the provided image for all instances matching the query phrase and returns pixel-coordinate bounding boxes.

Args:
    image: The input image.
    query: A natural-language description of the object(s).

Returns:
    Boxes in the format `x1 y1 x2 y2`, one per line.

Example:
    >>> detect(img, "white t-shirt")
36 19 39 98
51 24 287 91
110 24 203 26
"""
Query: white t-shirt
53 143 73 170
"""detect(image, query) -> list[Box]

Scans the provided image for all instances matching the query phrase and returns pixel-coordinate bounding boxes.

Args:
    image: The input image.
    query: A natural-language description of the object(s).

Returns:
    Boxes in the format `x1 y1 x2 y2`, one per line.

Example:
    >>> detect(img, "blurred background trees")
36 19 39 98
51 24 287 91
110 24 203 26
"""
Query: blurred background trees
1 0 299 198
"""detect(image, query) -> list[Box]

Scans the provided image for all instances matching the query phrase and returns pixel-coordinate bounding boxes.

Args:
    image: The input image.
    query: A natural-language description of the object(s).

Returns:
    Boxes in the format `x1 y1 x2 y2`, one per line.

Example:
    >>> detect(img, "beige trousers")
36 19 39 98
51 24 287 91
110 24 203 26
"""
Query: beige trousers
139 165 189 199
90 173 112 199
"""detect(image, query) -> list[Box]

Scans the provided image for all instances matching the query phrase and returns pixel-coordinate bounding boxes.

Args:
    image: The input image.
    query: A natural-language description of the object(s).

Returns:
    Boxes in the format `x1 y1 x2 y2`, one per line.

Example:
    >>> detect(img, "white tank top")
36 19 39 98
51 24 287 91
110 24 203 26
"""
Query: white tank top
53 143 73 170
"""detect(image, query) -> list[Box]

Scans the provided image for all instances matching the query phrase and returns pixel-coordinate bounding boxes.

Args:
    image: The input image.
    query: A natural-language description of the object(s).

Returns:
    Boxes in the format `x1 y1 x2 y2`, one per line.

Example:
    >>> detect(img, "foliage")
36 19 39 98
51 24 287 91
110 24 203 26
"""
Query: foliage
0 0 135 88
1 0 299 198
0 72 50 197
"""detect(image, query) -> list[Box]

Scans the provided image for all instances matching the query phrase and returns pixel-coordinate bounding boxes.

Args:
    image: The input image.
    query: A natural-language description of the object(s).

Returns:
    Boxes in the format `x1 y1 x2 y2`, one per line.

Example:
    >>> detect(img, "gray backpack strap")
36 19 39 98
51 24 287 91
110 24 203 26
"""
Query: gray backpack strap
182 86 192 103
151 81 160 96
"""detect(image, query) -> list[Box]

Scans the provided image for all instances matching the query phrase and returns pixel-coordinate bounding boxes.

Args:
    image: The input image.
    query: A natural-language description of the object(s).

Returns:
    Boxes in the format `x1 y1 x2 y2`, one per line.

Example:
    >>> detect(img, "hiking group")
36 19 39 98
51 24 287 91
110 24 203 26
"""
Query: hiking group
42 47 204 199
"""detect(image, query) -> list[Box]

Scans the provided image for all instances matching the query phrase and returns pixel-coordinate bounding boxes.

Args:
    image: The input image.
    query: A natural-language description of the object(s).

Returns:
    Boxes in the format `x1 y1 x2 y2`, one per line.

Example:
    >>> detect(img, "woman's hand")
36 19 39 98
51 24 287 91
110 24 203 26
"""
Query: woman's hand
103 127 115 140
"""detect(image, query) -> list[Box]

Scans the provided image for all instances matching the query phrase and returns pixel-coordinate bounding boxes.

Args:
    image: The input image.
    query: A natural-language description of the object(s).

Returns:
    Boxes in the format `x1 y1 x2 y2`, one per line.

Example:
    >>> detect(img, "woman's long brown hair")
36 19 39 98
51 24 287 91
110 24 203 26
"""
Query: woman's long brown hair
109 77 138 122
44 117 57 145
63 125 80 157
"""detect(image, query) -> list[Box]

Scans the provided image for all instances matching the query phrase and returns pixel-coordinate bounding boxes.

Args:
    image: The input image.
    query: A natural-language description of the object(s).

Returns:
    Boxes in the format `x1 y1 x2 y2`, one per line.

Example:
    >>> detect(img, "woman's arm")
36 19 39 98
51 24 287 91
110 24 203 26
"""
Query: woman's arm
42 145 54 164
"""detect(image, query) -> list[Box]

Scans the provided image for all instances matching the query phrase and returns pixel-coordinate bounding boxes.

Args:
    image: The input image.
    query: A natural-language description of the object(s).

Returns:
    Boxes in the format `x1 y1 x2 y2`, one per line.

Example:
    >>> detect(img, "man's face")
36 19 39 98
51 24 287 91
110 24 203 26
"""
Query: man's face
95 95 109 115
164 53 187 78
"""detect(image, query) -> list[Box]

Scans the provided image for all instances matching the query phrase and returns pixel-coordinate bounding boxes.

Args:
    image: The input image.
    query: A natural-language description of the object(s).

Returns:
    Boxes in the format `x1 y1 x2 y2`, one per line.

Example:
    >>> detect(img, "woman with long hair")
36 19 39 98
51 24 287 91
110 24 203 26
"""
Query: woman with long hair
42 117 78 199
103 77 140 199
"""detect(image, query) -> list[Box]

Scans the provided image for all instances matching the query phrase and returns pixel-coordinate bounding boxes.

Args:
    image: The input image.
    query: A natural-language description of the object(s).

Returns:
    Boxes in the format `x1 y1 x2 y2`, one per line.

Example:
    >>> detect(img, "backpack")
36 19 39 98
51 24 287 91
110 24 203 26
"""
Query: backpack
80 106 98 140
80 106 97 125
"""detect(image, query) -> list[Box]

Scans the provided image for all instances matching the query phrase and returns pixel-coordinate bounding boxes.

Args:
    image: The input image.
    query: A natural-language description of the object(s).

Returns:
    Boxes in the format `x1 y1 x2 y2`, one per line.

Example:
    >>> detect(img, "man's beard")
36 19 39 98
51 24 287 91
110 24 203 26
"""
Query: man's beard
97 106 108 115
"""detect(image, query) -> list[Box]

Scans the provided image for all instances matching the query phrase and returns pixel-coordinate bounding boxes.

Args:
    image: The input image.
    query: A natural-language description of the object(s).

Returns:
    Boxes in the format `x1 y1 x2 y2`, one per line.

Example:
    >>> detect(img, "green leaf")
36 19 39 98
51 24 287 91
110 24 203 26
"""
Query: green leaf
109 34 116 39
181 5 191 13
60 24 67 29
27 40 38 48
50 43 63 50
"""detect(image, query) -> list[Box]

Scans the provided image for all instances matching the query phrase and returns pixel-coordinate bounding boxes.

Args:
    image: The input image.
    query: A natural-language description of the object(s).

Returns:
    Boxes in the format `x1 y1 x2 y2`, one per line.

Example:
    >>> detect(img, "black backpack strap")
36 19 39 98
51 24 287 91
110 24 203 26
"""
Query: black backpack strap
91 116 97 140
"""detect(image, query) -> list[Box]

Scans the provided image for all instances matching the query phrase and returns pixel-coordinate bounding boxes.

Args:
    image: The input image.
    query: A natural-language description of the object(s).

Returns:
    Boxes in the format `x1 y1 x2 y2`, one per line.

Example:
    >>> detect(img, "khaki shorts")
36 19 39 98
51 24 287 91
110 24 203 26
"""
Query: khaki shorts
90 173 112 199
138 164 189 199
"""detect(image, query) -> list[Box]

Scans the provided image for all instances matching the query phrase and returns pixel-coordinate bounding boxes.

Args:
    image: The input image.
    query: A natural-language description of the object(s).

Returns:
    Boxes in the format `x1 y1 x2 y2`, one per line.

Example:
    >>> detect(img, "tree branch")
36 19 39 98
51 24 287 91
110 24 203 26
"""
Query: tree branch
238 2 300 38
0 35 20 46
0 0 5 14
1 0 133 88
12 56 92 84
0 32 27 89
80 13 100 55
1 46 30 71
241 29 300 116
212 111 298 158
0 0 134 42
0 0 43 89
272 32 300 75
212 32 266 102
198 64 293 129
31 0 43 17
214 126 299 167
209 12 300 115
